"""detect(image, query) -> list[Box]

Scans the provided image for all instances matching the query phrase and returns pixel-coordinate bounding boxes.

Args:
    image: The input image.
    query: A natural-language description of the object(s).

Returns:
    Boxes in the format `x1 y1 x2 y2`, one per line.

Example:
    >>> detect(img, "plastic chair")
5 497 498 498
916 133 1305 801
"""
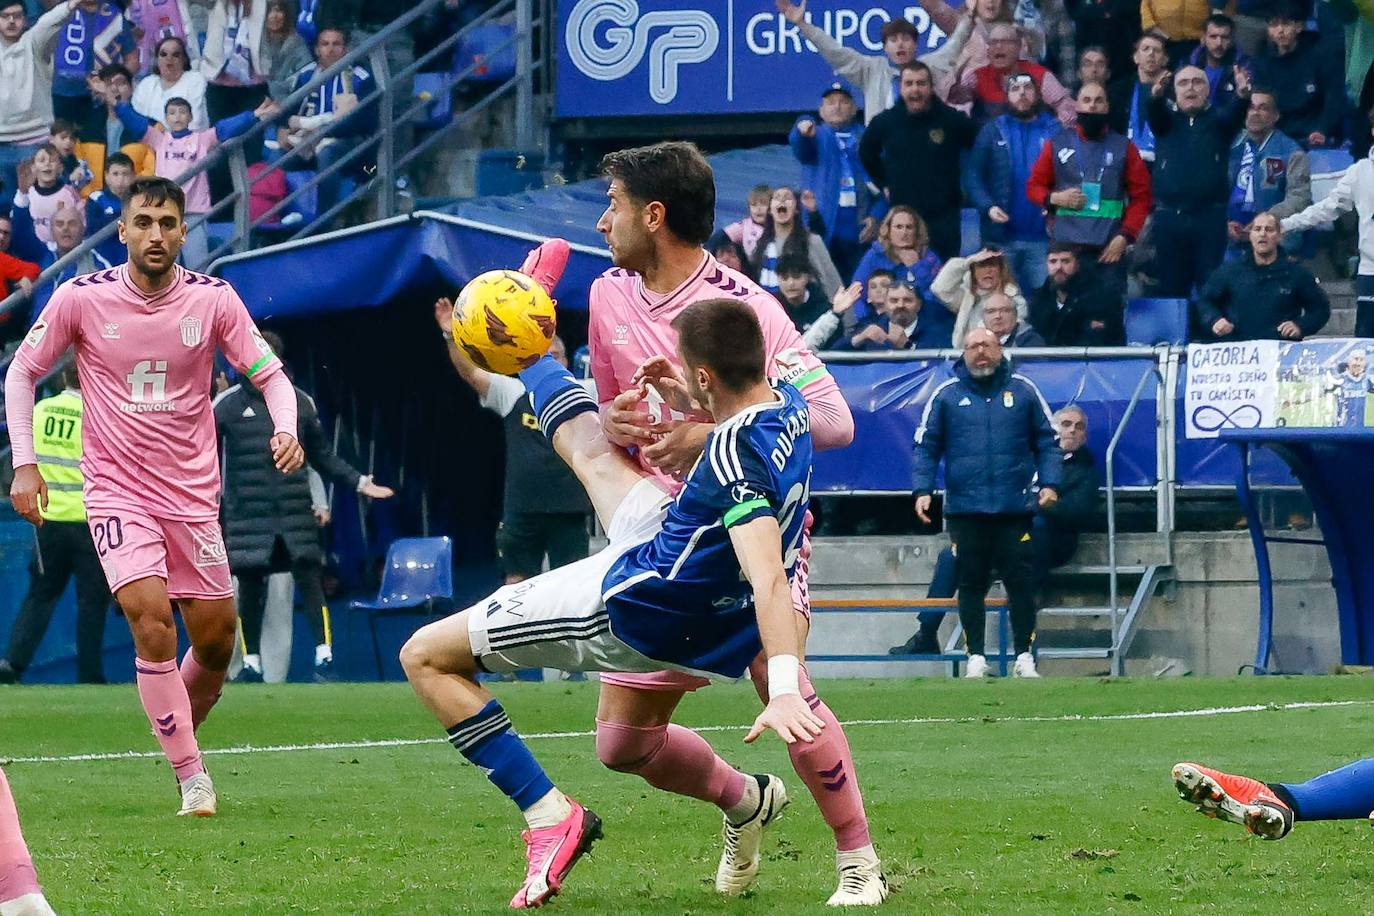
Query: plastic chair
1125 297 1189 346
350 536 454 679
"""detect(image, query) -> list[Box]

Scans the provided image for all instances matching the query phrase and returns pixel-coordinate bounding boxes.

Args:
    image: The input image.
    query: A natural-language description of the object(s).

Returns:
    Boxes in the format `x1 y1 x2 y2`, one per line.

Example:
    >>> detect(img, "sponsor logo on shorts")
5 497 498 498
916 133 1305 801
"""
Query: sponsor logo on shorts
193 530 228 568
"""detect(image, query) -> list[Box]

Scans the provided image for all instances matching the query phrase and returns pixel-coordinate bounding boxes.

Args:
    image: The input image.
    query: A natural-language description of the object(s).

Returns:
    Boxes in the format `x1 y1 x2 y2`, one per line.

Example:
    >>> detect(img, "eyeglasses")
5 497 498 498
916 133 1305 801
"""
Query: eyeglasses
158 50 182 57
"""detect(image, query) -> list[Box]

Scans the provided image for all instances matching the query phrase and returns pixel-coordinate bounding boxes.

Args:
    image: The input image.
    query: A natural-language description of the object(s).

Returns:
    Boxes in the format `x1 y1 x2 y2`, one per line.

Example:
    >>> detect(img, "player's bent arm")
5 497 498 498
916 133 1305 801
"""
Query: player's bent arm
798 371 855 451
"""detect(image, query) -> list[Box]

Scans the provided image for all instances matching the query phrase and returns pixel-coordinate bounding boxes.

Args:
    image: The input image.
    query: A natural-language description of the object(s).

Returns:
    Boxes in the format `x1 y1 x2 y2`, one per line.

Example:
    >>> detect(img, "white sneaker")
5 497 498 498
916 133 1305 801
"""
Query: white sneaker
964 654 989 678
0 893 58 916
1012 652 1041 678
715 774 788 895
177 772 216 817
827 850 889 907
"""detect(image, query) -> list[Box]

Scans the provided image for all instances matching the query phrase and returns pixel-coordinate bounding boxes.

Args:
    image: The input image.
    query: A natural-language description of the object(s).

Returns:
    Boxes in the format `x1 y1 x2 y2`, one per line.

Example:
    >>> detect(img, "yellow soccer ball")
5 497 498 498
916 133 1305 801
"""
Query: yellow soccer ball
450 269 557 375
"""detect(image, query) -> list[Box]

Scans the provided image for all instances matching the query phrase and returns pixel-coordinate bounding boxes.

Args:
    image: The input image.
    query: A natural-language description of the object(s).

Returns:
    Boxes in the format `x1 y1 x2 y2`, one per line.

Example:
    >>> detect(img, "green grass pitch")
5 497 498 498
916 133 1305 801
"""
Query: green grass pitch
3 677 1374 913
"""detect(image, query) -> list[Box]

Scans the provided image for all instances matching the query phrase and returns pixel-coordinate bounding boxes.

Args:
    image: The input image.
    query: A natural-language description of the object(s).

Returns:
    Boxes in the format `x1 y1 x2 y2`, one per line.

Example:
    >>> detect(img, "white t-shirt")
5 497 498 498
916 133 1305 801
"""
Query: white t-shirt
133 70 210 130
478 374 525 418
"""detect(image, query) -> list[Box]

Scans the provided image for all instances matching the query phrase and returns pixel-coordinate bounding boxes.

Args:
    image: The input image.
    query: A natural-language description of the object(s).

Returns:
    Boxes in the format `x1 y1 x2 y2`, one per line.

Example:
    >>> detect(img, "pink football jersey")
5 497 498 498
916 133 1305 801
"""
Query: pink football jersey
588 251 841 485
11 265 289 519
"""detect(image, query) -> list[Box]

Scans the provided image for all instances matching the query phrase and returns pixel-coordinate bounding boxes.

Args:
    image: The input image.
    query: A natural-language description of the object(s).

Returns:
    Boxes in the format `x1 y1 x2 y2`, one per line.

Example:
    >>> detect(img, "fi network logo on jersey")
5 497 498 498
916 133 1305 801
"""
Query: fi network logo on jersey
122 360 176 413
564 0 719 104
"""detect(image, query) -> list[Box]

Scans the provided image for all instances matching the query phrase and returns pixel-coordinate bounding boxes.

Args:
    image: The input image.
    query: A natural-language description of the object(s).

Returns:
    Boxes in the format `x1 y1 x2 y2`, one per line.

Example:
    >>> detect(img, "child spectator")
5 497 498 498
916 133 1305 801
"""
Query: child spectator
774 253 831 335
48 119 93 193
84 150 133 264
706 230 755 281
749 186 842 296
723 184 770 259
864 268 894 311
12 147 81 245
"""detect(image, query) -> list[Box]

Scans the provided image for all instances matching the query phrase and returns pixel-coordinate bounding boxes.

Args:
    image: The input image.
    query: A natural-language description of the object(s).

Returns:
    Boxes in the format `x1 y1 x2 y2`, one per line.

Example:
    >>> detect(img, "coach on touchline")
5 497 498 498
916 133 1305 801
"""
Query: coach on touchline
911 328 1061 679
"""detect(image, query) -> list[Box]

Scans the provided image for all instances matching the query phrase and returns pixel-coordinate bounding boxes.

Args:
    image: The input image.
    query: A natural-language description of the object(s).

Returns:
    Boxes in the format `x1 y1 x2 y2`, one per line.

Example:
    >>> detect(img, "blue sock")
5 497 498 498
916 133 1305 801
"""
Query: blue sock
518 355 596 439
1274 757 1374 821
447 700 555 811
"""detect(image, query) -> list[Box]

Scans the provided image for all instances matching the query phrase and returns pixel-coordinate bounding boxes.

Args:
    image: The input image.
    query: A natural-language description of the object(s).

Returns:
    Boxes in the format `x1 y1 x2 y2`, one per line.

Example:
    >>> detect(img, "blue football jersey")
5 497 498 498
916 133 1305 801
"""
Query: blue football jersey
602 383 813 678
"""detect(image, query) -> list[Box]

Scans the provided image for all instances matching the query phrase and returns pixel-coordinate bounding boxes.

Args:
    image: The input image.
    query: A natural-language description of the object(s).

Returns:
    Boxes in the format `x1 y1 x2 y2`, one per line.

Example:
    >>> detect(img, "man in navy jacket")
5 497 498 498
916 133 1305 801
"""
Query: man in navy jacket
912 329 1061 678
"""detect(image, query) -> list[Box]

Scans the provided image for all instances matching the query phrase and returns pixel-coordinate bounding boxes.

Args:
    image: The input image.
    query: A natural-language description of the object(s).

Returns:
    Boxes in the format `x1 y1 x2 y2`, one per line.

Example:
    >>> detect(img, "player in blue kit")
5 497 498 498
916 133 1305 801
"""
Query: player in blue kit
400 297 824 910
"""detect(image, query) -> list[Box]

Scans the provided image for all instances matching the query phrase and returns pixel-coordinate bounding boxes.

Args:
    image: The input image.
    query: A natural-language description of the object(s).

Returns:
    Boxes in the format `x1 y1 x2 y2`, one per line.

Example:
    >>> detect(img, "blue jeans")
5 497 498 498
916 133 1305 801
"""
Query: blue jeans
0 141 43 203
1004 239 1048 293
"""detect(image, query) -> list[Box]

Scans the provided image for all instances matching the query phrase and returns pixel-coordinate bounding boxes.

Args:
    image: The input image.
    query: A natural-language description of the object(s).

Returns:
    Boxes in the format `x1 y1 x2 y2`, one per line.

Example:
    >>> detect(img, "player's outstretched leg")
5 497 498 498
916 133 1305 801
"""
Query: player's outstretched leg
0 769 55 916
1175 757 1374 838
401 610 601 909
594 686 789 896
119 579 217 817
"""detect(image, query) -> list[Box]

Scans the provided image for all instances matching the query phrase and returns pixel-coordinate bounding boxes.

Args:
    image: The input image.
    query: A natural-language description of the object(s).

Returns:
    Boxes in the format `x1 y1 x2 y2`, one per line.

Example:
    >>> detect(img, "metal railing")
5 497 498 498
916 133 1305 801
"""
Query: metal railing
0 0 540 320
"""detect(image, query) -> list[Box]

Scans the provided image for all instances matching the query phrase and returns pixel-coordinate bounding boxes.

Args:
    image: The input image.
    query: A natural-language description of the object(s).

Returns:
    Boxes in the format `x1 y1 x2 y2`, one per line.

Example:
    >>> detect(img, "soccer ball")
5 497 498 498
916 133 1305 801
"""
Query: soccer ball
450 269 557 375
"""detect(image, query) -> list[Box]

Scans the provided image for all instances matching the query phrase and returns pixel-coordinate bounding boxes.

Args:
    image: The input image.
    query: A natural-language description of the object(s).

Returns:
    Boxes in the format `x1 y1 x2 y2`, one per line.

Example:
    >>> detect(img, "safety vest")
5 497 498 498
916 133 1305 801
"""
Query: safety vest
33 390 85 523
1049 129 1129 249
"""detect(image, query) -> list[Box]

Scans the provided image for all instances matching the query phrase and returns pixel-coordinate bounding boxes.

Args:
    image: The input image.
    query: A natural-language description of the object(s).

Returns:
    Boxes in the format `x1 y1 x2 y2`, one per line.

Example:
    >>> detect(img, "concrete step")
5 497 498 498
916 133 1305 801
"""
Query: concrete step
1050 564 1149 576
1036 647 1114 659
1039 605 1120 617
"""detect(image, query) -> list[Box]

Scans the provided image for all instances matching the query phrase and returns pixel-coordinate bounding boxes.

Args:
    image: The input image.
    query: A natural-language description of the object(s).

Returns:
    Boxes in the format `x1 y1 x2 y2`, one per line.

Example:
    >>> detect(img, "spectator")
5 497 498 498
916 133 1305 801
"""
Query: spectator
50 0 137 125
705 229 754 281
0 211 39 297
863 267 894 310
84 148 131 264
1250 1 1344 148
1187 13 1252 107
261 0 311 101
1027 243 1126 345
964 71 1060 290
1194 211 1329 340
1027 81 1153 271
201 0 272 122
773 253 831 335
1229 87 1310 256
1067 0 1139 79
919 0 1048 79
749 185 843 296
1076 44 1111 89
1147 64 1250 297
339 0 415 158
983 290 1045 345
124 0 200 78
860 61 977 260
273 27 375 217
777 0 973 124
1141 0 1212 63
81 63 156 188
47 118 92 193
723 184 770 259
803 280 863 350
434 298 591 585
933 248 1027 347
104 81 279 265
132 35 209 130
947 23 1076 126
0 369 111 686
1037 405 1099 577
216 331 395 682
12 146 80 244
912 327 1061 678
0 0 74 197
1280 111 1374 333
790 81 877 283
851 206 945 324
848 278 950 350
8 201 112 317
1108 31 1168 161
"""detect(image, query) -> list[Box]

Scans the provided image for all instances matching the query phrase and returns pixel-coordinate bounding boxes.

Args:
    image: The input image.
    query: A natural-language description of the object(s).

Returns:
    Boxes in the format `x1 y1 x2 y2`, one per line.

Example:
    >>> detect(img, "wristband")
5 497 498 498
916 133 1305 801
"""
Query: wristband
767 654 801 700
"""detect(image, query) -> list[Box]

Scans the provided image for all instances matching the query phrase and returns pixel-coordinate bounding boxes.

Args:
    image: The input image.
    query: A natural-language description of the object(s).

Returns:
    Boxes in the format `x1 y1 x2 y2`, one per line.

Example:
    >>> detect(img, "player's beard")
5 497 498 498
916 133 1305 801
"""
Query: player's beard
132 245 178 282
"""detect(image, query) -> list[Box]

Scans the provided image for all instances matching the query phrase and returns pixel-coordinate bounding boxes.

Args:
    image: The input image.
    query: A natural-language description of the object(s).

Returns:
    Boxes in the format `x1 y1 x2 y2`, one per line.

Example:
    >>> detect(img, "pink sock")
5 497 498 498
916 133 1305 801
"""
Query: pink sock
595 719 747 811
135 657 205 782
787 668 872 852
0 770 41 904
179 648 226 731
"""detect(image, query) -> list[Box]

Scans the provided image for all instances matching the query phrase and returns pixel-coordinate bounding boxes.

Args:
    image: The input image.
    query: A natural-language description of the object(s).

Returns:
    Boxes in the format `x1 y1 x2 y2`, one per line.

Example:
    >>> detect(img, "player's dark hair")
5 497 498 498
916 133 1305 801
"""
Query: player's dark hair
104 151 135 172
671 298 766 395
49 118 77 139
776 253 812 279
165 97 193 116
599 142 715 246
123 175 186 217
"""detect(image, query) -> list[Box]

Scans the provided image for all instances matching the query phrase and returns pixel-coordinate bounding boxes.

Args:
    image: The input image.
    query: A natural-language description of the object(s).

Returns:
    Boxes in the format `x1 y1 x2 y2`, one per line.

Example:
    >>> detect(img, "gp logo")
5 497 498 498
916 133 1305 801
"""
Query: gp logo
565 0 719 104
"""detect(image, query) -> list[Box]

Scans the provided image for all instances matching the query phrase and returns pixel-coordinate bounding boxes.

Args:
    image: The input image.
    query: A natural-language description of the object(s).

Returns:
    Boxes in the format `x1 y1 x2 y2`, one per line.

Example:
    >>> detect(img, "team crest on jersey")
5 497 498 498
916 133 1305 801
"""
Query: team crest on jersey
24 320 47 349
180 316 202 347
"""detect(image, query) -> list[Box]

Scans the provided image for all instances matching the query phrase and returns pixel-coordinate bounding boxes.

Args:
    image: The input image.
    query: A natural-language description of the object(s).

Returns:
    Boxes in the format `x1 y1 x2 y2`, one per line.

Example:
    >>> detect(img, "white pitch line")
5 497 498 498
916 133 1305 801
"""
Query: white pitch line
5 698 1372 766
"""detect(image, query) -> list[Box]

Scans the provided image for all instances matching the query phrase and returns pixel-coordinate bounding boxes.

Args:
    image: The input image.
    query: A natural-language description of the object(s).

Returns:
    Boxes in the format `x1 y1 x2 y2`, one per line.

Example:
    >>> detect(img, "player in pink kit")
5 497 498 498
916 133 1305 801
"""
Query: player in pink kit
581 142 885 906
0 768 54 916
5 177 303 818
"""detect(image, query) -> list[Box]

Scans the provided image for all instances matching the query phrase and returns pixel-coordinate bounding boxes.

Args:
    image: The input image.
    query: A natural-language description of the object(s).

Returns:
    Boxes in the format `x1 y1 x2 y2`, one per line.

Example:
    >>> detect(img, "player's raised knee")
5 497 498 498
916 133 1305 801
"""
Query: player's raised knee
594 720 663 773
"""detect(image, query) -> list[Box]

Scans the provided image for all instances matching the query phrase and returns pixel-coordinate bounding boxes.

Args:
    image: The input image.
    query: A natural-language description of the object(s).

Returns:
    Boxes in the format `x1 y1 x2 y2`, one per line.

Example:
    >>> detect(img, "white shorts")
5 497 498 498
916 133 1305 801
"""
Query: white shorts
467 478 675 675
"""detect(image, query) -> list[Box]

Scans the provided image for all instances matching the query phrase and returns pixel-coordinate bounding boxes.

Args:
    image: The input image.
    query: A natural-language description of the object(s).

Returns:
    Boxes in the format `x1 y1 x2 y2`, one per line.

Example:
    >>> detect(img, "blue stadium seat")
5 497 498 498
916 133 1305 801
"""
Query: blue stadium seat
1125 297 1189 346
350 536 453 678
959 208 981 256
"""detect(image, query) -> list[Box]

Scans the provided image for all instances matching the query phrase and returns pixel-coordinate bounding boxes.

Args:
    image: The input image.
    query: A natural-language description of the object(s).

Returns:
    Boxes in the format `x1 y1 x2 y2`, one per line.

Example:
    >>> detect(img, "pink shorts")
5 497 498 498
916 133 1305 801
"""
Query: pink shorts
601 513 814 693
86 509 232 600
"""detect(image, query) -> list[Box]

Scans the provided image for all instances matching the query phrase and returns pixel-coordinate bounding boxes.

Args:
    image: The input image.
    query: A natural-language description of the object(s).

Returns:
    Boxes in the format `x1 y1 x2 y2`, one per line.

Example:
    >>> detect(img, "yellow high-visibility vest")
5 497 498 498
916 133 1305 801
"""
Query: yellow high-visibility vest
33 390 85 523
